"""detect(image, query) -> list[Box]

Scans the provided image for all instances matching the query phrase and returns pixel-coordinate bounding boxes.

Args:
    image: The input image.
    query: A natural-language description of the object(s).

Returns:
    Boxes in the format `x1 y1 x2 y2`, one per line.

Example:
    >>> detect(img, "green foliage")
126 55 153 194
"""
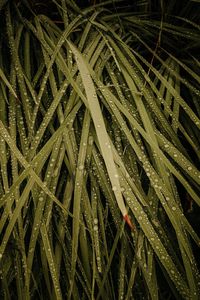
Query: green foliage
0 1 200 299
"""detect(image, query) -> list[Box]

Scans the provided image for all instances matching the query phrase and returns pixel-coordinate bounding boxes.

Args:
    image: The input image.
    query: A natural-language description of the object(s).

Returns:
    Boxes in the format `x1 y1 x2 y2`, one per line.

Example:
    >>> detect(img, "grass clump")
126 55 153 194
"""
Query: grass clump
0 0 200 299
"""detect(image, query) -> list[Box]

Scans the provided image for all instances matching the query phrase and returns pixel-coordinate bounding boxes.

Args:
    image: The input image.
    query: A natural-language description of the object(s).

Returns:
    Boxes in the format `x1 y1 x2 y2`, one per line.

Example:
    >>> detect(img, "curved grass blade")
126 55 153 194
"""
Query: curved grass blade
67 40 129 220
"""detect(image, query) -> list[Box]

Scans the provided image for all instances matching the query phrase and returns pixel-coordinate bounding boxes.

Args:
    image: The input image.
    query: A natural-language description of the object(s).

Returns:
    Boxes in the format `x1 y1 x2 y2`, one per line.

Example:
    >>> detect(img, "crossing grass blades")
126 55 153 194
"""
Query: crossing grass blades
0 0 200 299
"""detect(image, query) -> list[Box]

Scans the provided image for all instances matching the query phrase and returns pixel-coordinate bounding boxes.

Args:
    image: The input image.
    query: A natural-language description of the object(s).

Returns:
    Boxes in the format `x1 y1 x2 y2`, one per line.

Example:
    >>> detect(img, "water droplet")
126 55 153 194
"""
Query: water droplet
78 165 84 171
93 218 98 225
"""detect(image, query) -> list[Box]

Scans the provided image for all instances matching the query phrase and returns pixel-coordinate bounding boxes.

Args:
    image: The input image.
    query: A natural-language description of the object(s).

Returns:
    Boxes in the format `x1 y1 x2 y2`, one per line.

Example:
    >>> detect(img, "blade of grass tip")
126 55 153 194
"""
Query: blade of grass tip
67 40 131 223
